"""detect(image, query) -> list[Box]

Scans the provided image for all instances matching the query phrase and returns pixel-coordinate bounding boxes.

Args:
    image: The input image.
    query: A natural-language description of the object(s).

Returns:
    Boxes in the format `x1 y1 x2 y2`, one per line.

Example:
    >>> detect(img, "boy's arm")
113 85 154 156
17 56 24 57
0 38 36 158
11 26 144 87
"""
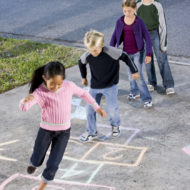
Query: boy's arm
119 52 138 74
78 59 87 79
155 2 167 51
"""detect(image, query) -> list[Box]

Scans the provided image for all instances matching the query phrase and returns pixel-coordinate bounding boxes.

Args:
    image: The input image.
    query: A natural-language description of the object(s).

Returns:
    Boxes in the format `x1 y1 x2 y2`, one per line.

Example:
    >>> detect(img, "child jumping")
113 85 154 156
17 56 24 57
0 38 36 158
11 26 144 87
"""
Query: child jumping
78 30 139 143
137 0 175 95
110 0 153 108
19 61 106 190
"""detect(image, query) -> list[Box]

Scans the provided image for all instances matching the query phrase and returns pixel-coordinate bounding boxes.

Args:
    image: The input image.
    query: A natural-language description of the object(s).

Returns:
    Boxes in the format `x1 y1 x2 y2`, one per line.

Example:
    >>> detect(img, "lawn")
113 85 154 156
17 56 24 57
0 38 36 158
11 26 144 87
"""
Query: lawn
0 37 84 93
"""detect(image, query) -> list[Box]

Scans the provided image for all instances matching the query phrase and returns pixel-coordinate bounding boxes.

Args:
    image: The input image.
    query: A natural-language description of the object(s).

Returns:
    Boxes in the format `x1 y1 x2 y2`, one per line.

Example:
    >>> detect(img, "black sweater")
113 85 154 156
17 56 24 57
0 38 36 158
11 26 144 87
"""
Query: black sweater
78 46 138 89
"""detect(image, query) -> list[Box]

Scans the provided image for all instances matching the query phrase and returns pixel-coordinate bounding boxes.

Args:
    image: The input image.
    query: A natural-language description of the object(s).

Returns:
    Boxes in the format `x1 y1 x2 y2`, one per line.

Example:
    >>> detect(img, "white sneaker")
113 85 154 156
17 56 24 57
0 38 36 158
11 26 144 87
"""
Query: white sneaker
144 101 153 108
127 93 140 100
112 126 120 137
147 85 154 92
166 88 175 95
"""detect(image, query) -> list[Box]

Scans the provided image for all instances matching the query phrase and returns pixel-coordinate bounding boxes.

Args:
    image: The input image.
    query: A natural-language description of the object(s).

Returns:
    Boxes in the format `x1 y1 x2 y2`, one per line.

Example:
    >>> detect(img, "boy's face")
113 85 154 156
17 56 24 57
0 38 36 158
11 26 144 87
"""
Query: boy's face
87 45 104 57
123 6 136 18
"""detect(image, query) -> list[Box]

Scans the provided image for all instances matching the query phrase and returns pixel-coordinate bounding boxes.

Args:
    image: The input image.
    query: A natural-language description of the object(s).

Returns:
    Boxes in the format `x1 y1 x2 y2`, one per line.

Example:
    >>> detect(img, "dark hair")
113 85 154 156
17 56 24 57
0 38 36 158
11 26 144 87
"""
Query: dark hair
29 61 65 93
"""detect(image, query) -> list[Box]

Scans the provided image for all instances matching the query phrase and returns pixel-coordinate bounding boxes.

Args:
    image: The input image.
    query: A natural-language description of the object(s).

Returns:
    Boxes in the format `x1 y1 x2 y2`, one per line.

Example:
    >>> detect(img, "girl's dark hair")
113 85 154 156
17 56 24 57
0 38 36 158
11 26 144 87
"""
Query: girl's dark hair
29 61 65 93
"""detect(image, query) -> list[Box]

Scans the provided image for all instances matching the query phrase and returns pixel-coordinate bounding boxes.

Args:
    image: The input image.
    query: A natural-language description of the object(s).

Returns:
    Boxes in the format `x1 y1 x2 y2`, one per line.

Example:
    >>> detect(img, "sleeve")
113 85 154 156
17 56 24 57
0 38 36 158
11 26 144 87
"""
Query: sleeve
71 82 100 111
19 96 37 112
78 52 89 79
110 22 117 47
78 59 87 79
119 52 138 73
156 2 167 51
141 20 152 56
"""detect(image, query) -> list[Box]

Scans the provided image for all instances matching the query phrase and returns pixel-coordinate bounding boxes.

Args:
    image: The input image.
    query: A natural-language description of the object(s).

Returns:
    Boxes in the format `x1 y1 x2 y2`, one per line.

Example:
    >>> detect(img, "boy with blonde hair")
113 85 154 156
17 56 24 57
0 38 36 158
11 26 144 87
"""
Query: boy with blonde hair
78 30 139 142
137 0 175 95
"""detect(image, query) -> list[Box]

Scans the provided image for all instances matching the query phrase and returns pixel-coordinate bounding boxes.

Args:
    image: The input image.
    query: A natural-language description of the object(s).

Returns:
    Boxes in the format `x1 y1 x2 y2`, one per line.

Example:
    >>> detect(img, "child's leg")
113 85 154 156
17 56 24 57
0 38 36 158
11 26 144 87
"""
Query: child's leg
145 51 157 87
150 30 174 89
86 89 101 136
38 181 47 190
104 85 120 128
29 128 52 172
128 67 139 96
133 51 152 103
42 129 70 182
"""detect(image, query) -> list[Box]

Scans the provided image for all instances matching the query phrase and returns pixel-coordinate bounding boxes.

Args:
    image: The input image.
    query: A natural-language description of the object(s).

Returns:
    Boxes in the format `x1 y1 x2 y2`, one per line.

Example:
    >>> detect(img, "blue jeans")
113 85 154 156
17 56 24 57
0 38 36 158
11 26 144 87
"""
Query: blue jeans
86 85 120 135
30 128 70 182
128 51 152 103
145 30 174 89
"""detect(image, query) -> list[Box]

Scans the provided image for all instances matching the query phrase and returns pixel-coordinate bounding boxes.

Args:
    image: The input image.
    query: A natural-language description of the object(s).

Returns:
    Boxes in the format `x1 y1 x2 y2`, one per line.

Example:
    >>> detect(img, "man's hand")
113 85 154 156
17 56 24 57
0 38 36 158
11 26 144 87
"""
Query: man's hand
145 56 151 64
131 72 140 80
23 94 34 103
82 78 88 86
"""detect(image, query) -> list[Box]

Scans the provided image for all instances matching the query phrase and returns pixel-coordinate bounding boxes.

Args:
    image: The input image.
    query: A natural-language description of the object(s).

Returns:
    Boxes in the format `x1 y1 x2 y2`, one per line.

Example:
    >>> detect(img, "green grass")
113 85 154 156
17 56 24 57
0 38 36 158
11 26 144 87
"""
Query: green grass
0 37 84 93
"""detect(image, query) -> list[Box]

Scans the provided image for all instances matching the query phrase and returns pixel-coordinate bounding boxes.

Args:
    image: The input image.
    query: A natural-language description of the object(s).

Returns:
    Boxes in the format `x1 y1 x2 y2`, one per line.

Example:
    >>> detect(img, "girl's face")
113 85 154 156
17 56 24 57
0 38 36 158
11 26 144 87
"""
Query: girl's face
43 75 63 92
123 6 136 19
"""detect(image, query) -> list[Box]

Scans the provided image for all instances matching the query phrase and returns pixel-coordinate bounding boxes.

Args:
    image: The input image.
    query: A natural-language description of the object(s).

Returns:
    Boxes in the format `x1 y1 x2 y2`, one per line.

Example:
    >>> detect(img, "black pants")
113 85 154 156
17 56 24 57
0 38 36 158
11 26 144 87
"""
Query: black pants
30 127 70 182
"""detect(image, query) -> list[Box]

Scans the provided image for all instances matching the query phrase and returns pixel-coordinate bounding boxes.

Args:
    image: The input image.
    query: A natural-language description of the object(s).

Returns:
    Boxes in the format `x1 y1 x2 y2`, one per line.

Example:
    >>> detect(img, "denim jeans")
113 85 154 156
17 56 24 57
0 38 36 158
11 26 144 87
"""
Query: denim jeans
30 127 70 182
128 51 152 103
86 84 120 135
145 30 174 89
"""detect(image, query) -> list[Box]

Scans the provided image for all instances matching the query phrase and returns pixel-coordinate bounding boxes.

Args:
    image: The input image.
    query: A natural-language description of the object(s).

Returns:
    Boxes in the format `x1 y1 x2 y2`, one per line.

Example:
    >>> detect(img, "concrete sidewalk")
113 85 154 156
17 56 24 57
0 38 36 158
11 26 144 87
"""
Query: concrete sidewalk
0 57 190 190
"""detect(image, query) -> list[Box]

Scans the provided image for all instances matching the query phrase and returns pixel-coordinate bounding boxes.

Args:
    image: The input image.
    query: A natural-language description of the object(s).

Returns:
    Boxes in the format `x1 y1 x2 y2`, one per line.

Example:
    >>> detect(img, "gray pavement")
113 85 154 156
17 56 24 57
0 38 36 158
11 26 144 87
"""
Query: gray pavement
0 0 190 189
0 0 190 57
0 59 190 190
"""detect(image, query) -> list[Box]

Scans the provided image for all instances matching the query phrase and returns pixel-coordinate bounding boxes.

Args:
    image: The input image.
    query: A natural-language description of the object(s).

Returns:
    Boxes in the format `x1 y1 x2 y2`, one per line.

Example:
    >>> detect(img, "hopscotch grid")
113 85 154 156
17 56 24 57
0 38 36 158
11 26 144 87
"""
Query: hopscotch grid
0 173 116 190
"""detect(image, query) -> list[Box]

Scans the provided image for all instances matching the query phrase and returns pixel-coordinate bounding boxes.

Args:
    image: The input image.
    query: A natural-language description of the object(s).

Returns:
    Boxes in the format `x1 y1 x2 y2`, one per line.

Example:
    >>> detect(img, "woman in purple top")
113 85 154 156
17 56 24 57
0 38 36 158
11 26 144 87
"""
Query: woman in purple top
110 0 153 108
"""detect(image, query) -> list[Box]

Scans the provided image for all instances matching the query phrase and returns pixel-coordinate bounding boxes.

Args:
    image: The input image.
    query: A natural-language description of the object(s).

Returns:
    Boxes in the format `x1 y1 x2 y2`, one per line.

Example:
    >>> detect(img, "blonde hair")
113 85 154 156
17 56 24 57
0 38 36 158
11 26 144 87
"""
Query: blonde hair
122 0 136 8
84 30 104 49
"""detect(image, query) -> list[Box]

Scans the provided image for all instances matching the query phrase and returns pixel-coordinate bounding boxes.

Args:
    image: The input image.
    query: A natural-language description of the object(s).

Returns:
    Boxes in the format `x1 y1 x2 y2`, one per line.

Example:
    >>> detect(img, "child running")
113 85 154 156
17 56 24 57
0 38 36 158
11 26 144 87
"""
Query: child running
110 0 153 108
19 61 106 190
137 0 175 94
78 30 139 143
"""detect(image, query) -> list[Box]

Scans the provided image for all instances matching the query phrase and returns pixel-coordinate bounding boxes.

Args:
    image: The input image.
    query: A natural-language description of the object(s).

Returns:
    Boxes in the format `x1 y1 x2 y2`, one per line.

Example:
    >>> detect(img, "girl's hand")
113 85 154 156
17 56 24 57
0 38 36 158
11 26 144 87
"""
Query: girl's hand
145 56 151 64
23 94 34 103
96 108 106 118
82 78 88 86
131 72 140 80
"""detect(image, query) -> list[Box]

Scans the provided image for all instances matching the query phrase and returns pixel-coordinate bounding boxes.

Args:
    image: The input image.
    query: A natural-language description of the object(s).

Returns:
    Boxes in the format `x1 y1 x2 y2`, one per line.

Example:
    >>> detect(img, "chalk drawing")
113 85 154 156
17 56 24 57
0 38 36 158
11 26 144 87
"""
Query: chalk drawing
0 173 115 190
103 147 125 161
32 185 65 190
63 138 147 167
0 140 19 162
182 145 190 156
60 163 84 179
71 98 87 120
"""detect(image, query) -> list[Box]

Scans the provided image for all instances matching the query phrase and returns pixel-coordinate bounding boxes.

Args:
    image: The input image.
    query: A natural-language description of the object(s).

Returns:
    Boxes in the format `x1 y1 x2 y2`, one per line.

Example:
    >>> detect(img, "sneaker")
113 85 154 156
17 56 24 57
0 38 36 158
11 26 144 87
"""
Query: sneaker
80 131 98 143
27 165 36 174
127 93 140 100
144 101 153 108
147 85 154 92
112 126 120 137
166 88 175 95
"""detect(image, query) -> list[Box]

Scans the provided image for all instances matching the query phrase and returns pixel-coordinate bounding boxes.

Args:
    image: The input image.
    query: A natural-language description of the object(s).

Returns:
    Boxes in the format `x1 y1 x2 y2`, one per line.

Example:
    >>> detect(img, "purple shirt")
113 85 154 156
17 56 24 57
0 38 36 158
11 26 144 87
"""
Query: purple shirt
110 16 152 56
123 17 138 54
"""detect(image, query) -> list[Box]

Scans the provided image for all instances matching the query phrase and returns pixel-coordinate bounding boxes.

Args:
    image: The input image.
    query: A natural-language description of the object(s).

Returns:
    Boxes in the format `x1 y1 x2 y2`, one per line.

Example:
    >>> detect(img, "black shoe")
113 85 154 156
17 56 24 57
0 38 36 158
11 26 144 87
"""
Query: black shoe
27 165 36 174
